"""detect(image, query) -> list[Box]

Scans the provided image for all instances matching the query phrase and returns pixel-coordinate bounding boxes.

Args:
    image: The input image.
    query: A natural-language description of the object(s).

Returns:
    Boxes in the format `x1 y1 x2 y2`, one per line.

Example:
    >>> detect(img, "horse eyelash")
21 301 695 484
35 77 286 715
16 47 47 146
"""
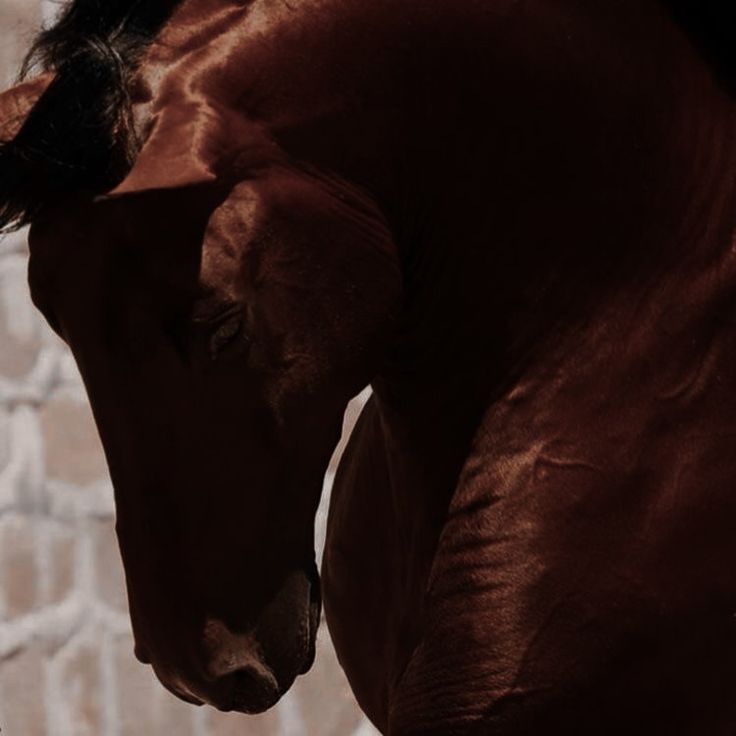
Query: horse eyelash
208 317 244 358
165 307 248 363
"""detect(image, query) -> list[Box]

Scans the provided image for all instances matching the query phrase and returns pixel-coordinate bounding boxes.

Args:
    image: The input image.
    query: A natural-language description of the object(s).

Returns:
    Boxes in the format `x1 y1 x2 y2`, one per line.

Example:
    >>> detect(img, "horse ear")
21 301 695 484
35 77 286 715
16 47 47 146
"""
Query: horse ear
0 74 53 142
107 97 267 197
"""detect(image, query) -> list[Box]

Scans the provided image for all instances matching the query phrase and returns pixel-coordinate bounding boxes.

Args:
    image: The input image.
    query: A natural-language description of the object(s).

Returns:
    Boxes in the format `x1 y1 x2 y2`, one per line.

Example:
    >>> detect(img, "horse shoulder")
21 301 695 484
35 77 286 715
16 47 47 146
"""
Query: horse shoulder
388 368 736 735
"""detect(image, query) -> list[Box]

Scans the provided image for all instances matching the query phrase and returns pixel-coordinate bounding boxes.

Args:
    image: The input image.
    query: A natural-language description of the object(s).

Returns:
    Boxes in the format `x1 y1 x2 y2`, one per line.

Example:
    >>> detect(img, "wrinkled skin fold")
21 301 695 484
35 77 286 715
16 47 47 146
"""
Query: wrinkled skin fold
1 0 736 733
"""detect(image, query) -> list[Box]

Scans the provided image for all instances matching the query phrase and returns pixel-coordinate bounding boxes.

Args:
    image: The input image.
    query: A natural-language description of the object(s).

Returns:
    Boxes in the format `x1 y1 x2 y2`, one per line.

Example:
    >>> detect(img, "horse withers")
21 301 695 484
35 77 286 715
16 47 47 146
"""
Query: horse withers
1 0 736 733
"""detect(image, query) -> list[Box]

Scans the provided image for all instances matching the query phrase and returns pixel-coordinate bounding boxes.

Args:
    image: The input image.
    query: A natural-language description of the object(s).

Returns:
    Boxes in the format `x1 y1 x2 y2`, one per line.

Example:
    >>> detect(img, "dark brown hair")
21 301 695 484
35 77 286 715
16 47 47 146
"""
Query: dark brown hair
0 0 182 231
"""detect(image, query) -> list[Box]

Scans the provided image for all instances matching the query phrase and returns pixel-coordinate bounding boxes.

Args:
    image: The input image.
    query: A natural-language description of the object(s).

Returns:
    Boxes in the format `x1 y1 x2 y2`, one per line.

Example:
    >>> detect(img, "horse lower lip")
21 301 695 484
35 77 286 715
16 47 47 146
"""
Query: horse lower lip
215 697 279 715
215 678 281 714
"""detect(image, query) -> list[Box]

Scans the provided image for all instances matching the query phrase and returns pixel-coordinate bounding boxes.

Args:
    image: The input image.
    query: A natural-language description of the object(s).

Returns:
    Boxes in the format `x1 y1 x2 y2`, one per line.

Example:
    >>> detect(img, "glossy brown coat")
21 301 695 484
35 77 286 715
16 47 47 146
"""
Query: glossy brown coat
1 0 735 733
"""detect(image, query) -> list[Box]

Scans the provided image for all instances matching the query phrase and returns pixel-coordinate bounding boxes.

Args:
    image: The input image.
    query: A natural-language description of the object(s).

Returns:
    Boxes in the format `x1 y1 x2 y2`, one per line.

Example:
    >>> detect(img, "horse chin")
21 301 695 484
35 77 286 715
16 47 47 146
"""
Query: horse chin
299 566 322 675
228 568 320 714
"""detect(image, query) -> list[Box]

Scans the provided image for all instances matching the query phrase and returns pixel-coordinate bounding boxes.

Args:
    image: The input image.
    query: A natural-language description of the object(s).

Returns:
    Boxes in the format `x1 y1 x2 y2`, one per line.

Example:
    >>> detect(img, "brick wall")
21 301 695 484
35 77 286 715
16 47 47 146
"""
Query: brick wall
0 4 378 734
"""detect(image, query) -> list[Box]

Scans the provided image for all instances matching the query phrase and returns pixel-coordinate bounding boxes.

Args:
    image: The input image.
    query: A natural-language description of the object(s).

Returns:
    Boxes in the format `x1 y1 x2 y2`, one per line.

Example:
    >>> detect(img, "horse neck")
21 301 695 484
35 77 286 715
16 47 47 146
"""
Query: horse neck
367 63 736 553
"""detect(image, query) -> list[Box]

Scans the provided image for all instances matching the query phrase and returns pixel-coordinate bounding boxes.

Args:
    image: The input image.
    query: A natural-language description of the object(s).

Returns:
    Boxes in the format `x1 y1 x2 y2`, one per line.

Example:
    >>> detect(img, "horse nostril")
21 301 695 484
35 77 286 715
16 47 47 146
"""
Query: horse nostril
214 665 281 714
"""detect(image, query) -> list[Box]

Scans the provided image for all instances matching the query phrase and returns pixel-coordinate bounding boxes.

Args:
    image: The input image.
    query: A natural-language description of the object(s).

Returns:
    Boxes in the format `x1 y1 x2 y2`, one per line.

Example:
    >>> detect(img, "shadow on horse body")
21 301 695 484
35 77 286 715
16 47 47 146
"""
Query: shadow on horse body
1 0 736 733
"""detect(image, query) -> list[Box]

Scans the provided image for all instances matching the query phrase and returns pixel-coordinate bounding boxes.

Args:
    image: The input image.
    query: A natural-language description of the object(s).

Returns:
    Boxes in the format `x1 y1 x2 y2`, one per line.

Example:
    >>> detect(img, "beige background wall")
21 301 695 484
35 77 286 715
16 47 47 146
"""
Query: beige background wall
0 3 376 734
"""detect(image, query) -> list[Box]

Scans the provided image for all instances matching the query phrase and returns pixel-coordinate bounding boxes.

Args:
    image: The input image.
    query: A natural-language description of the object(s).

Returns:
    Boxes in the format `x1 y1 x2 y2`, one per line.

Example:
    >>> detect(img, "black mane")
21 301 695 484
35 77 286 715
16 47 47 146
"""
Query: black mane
0 0 733 232
0 0 182 231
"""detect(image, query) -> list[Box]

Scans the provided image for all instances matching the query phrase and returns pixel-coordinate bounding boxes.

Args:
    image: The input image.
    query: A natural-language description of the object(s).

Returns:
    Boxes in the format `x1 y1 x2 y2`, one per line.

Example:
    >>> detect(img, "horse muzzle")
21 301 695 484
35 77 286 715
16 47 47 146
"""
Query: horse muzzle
142 563 322 714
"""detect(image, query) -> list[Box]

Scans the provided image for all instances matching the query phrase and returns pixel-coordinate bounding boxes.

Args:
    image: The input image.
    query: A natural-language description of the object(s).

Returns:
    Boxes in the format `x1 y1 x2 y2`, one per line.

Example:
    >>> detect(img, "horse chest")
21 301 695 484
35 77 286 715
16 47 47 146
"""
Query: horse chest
387 326 736 734
325 295 736 735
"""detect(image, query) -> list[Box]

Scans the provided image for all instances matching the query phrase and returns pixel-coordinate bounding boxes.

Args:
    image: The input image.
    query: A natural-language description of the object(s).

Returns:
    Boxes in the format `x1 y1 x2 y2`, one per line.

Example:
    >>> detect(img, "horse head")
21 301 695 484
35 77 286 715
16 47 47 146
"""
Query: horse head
1 36 401 713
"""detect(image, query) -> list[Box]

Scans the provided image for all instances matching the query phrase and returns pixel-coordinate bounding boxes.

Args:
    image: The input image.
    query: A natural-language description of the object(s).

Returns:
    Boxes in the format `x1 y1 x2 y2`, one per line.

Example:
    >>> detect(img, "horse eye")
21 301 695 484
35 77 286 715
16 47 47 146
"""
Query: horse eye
208 316 246 359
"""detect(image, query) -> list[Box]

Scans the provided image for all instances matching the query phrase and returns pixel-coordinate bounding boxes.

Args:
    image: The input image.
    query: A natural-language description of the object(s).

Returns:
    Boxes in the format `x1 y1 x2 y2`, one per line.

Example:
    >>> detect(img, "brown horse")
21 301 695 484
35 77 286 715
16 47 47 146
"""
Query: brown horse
1 0 735 733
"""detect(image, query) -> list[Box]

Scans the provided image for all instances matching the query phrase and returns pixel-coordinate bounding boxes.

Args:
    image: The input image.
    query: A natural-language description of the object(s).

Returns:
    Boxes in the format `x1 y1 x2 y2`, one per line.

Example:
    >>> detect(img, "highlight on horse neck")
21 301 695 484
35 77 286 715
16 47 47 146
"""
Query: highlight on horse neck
0 0 733 234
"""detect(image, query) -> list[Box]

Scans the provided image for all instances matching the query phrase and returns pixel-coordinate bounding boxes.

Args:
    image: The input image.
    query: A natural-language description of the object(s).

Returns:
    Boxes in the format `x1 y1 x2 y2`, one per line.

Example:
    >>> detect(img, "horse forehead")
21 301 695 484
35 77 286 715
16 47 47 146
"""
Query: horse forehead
27 196 182 294
28 198 114 275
